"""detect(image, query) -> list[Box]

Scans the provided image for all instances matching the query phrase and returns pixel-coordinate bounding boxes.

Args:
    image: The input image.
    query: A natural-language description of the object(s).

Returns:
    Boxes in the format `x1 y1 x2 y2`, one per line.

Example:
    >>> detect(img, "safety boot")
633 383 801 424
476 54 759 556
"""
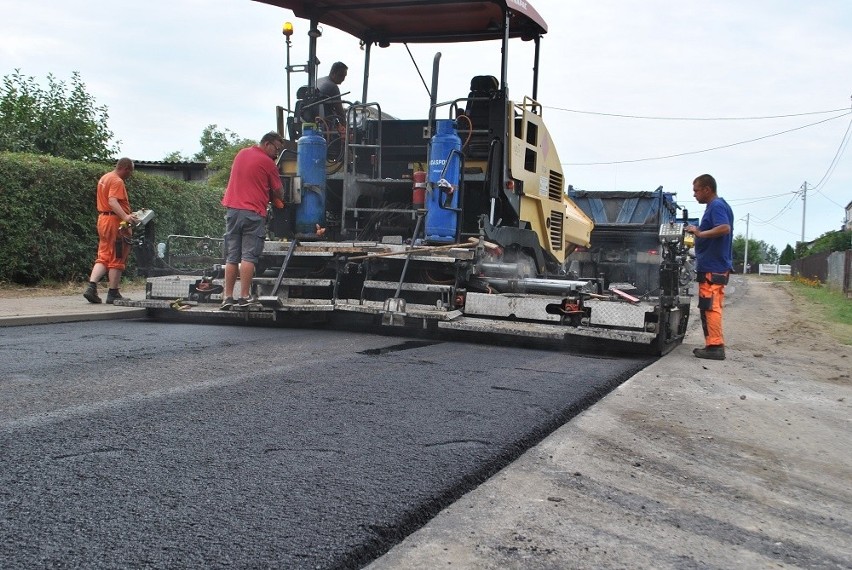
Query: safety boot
83 283 102 304
693 345 726 360
105 290 126 304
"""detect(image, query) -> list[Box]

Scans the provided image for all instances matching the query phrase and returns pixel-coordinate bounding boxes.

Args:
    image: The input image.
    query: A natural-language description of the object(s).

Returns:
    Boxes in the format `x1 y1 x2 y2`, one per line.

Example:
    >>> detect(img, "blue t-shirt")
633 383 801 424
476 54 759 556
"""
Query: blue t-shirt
695 197 734 273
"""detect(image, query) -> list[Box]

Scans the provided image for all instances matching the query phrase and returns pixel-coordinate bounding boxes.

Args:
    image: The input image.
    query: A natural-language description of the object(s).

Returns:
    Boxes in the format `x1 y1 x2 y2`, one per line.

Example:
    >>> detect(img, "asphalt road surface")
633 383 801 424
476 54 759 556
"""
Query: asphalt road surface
0 320 653 568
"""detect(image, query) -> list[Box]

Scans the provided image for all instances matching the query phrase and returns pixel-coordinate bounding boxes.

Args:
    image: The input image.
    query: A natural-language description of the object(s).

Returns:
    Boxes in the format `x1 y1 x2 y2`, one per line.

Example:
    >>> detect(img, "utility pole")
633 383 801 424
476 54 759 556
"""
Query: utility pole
743 213 750 273
800 181 808 244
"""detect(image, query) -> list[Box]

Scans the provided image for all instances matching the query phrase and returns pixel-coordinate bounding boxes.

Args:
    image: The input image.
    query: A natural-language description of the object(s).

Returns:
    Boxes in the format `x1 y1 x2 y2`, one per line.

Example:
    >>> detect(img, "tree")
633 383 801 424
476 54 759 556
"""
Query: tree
162 150 190 161
779 244 795 265
806 229 851 255
0 69 118 161
164 125 255 186
207 140 255 187
765 244 779 264
793 230 851 259
733 235 778 267
192 125 255 186
193 124 247 162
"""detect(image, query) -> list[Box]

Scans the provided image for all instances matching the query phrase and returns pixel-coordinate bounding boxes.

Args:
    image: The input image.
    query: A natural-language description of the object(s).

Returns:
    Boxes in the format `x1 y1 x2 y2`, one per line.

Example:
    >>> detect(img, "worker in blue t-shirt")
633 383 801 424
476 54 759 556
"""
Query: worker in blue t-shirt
685 173 734 360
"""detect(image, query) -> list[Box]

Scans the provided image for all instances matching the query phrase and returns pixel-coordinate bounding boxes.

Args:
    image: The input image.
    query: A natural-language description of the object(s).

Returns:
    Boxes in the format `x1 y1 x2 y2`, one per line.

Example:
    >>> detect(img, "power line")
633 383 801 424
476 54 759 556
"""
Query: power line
750 191 803 226
726 192 795 206
545 106 851 121
563 111 852 166
743 183 843 239
750 216 803 238
815 192 846 209
809 114 852 194
685 193 798 226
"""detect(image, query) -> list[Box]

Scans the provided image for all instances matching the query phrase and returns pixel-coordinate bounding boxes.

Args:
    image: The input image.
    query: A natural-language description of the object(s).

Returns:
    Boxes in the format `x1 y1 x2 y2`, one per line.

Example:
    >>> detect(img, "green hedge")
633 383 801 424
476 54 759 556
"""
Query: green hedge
0 152 225 284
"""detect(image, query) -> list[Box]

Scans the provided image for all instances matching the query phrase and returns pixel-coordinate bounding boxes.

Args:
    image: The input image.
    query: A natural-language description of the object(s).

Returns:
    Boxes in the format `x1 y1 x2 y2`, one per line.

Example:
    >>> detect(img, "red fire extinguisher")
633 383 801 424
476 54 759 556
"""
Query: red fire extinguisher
412 170 426 208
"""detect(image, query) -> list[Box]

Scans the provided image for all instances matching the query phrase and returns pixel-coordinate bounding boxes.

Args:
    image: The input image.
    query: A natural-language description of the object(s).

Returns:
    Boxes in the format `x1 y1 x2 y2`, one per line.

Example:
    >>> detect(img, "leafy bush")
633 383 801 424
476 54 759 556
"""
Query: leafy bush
0 152 224 284
805 229 851 256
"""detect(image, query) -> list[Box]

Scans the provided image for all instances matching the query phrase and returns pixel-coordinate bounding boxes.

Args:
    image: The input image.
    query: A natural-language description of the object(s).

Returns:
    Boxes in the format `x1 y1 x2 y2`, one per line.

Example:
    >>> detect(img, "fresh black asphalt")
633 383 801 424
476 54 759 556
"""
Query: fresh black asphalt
0 320 654 568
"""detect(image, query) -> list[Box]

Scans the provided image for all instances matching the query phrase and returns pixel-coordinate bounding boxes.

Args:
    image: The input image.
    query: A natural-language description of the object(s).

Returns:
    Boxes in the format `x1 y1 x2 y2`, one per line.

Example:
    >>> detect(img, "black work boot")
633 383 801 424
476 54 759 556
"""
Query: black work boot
83 283 102 304
693 345 726 360
105 289 125 304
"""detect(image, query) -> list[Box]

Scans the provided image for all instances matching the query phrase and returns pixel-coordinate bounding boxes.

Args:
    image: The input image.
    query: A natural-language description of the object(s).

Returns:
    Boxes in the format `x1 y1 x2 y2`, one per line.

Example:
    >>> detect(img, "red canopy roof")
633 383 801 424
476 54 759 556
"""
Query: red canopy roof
252 0 547 44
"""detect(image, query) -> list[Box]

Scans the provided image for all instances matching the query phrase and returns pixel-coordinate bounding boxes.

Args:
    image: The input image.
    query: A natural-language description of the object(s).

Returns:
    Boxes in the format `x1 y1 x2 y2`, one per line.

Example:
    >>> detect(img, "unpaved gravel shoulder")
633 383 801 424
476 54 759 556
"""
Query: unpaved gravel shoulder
369 276 852 569
0 281 147 299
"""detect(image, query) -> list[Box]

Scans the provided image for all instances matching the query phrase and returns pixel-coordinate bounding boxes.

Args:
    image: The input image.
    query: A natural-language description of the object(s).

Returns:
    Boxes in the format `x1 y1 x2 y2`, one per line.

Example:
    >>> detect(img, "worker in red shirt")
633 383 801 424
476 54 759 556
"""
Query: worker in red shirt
220 132 286 310
83 157 138 304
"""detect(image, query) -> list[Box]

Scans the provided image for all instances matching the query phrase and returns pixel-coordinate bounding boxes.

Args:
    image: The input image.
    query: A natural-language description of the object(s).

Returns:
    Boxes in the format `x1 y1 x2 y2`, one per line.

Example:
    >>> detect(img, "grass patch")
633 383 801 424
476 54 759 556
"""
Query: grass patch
787 278 852 345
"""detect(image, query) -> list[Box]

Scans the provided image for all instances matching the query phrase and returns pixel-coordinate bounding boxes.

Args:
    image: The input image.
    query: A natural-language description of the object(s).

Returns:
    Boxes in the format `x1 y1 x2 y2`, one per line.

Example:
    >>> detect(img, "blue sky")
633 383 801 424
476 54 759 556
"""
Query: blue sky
2 0 850 253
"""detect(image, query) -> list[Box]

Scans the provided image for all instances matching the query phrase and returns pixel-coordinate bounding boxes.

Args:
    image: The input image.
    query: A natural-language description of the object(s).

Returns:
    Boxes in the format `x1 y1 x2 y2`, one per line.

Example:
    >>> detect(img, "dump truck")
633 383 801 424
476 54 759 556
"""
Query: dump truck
123 0 694 355
567 186 696 297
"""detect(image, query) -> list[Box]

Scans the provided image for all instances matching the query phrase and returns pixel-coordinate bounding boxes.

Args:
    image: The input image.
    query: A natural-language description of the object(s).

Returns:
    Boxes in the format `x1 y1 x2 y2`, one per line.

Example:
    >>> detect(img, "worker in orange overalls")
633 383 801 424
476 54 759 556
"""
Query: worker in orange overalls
686 174 734 360
83 157 138 304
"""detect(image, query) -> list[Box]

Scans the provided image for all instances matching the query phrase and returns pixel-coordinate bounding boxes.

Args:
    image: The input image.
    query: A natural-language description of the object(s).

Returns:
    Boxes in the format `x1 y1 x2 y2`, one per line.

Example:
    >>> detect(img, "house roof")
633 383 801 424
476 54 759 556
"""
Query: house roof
134 160 208 170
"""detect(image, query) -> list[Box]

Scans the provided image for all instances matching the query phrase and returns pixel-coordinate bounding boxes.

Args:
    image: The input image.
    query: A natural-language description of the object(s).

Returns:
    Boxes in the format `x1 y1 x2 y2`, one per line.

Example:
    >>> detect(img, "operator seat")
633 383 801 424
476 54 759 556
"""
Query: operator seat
463 75 499 159
288 85 325 139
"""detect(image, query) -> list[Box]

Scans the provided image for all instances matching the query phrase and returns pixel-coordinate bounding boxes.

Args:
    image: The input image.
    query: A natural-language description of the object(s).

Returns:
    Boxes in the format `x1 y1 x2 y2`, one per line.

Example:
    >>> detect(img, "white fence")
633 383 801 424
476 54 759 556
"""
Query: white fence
758 264 791 275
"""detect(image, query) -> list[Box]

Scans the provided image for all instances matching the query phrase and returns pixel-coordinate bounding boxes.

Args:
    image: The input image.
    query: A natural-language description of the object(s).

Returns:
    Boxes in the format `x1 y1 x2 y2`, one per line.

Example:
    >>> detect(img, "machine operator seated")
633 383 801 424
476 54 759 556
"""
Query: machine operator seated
316 61 348 128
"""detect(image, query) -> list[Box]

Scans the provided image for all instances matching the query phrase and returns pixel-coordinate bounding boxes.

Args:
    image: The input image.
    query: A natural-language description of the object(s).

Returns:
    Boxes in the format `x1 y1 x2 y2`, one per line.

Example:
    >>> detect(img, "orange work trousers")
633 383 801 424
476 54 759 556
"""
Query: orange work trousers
697 272 727 347
95 215 132 270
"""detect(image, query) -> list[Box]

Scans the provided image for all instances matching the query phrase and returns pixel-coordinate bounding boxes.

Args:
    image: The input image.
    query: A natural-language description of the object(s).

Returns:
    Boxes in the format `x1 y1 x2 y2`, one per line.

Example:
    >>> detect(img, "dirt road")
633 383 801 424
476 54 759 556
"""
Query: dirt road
369 276 852 569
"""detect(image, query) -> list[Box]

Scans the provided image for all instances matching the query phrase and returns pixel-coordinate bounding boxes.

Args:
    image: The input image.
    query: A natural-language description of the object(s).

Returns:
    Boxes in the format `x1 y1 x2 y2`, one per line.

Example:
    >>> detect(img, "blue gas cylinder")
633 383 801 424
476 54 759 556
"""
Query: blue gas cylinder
425 119 462 243
295 123 327 236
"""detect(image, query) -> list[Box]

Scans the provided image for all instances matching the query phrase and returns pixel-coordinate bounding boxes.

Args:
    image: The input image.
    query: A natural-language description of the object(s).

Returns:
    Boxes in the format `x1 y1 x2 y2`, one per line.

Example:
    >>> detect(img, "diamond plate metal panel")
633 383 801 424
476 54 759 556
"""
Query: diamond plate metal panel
585 299 650 328
148 276 197 299
464 292 562 323
148 276 225 302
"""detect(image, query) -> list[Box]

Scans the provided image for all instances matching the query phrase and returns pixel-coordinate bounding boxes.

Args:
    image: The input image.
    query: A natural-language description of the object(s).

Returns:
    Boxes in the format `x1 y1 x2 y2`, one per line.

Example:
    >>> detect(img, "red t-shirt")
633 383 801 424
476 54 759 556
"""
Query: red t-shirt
221 145 283 216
